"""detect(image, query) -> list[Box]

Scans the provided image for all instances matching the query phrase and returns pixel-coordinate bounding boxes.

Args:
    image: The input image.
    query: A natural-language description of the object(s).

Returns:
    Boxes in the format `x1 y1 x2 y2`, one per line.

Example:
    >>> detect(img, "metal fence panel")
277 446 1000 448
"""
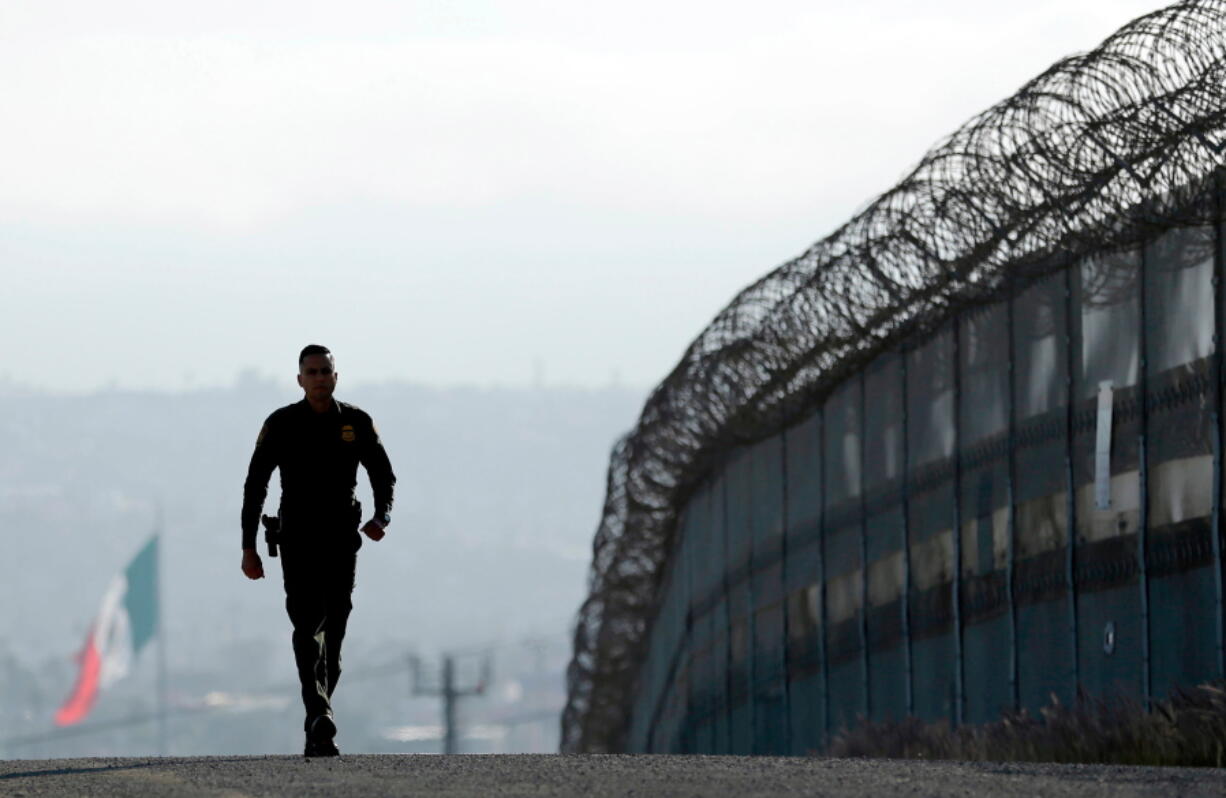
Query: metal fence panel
1077 251 1141 399
1144 218 1219 702
784 412 825 753
650 517 689 752
865 351 905 494
1073 250 1145 700
864 352 907 722
1011 270 1077 714
685 483 718 754
907 328 958 723
823 379 866 733
750 434 789 753
723 446 756 753
866 506 908 722
682 519 696 752
959 305 1014 723
710 473 732 754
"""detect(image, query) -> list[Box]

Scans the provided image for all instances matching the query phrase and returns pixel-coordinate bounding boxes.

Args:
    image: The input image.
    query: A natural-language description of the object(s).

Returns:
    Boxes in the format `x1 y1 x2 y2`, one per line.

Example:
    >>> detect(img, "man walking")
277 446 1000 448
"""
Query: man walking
240 344 396 757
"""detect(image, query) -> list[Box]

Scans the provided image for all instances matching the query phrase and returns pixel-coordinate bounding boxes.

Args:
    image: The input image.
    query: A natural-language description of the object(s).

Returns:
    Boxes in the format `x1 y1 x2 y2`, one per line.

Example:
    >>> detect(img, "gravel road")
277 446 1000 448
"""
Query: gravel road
2 754 1225 797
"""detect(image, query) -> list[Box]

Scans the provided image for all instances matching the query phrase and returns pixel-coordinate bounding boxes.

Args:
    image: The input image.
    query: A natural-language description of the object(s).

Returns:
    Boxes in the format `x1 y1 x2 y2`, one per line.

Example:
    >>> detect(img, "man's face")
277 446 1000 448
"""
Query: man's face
297 354 338 402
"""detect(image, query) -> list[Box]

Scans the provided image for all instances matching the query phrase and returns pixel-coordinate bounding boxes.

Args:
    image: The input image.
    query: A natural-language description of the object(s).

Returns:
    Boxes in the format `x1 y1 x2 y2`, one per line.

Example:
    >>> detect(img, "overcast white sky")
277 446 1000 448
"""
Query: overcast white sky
0 0 1165 394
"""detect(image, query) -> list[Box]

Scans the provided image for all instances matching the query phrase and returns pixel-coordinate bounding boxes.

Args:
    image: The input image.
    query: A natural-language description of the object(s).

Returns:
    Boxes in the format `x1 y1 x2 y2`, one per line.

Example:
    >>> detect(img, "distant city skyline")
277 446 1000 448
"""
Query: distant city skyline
1 0 1163 393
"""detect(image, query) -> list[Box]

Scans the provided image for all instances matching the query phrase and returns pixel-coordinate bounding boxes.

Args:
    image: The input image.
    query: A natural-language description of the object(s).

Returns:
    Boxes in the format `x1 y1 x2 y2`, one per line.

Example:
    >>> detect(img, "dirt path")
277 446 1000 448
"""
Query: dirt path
3 754 1225 797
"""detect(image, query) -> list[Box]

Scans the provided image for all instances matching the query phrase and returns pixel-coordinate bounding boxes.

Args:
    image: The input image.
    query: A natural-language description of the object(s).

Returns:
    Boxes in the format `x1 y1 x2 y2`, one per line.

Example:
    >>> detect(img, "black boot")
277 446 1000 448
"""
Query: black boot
304 714 340 757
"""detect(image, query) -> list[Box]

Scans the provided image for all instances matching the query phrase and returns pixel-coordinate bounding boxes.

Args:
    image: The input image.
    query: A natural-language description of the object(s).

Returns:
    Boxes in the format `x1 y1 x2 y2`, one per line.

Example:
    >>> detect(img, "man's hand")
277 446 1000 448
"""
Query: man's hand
242 548 265 580
361 518 387 542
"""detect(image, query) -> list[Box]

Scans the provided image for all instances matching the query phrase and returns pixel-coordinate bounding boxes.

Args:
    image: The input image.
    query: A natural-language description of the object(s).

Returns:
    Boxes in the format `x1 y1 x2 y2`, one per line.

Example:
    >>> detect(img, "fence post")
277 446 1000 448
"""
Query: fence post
685 507 696 753
953 322 965 727
901 346 914 717
859 372 871 719
779 432 793 754
1006 279 1020 712
818 410 831 745
1065 260 1081 693
721 473 734 754
746 453 758 754
1214 167 1226 680
1138 226 1152 709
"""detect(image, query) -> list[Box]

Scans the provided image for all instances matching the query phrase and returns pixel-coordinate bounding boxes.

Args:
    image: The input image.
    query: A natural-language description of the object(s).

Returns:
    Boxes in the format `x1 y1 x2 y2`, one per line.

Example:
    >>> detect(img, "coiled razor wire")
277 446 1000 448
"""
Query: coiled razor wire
561 0 1226 752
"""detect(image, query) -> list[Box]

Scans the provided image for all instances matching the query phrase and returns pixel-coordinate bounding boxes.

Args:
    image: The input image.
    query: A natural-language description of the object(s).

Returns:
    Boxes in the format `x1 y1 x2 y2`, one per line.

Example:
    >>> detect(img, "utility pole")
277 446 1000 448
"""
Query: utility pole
409 653 491 754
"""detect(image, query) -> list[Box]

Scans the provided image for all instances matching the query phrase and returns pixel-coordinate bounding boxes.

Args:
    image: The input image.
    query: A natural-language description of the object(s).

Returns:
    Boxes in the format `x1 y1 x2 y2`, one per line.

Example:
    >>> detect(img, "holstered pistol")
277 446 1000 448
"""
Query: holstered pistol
261 514 281 558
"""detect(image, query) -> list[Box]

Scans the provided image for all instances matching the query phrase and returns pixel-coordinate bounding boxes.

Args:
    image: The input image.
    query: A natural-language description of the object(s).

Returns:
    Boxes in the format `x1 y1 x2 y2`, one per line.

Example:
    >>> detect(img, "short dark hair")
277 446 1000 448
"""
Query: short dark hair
299 344 333 366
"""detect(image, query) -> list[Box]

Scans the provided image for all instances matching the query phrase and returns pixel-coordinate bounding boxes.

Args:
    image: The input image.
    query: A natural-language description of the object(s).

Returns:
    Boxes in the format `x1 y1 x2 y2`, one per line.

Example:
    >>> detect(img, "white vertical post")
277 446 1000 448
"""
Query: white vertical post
1094 381 1114 510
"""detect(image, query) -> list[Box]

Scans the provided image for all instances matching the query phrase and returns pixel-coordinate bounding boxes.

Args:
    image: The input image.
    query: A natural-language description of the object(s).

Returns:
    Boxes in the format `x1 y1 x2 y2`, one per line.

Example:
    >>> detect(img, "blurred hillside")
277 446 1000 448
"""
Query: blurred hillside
0 375 641 755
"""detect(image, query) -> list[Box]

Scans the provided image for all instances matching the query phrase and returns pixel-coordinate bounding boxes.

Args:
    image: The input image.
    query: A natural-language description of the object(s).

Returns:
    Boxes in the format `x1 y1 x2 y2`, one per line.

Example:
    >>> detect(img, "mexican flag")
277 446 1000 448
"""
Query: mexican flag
55 536 159 726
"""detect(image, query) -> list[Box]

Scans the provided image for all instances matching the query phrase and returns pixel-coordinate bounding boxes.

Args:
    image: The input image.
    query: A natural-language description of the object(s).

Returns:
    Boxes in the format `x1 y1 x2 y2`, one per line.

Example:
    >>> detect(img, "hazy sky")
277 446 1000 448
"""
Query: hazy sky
1 0 1164 393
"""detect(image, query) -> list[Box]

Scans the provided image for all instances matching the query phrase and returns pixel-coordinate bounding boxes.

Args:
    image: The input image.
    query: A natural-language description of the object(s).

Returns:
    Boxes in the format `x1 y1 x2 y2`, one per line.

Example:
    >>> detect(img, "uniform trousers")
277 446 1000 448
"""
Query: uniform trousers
279 536 359 730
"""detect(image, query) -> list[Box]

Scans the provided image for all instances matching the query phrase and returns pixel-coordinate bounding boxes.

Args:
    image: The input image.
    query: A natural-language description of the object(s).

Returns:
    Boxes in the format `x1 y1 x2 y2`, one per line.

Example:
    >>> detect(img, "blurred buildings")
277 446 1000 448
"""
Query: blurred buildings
0 377 638 757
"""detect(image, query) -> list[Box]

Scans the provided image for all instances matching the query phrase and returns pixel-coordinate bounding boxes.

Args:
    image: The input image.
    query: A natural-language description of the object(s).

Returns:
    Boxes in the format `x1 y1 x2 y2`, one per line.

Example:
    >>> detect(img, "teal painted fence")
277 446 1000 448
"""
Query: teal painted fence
627 181 1226 754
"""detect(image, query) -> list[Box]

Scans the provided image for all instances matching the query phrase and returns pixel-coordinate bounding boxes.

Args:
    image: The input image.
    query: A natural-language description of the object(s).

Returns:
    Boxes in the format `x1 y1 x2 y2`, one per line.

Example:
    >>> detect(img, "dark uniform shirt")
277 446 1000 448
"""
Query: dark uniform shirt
241 398 396 549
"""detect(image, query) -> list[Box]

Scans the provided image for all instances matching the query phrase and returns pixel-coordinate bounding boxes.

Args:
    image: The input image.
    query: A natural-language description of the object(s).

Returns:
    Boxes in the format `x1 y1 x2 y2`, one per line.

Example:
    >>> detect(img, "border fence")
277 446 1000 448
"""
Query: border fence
562 0 1226 753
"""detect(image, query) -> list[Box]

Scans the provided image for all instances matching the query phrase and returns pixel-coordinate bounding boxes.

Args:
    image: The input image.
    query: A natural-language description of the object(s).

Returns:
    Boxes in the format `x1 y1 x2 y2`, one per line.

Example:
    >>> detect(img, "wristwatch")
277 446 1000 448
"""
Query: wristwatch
378 512 392 527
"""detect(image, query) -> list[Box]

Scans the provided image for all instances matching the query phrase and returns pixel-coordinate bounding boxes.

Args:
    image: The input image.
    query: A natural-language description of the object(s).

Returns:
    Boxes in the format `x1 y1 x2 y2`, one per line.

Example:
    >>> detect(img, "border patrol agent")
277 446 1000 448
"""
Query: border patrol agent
240 344 396 757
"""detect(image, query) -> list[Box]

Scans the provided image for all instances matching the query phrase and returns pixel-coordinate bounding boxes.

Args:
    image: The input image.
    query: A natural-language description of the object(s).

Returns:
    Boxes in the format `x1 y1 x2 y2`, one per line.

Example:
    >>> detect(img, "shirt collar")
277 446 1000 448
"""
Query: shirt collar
297 397 342 415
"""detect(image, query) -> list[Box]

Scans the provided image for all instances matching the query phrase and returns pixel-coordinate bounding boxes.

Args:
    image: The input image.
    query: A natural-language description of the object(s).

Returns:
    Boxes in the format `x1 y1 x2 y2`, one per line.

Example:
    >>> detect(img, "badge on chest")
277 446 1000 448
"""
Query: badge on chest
341 424 356 443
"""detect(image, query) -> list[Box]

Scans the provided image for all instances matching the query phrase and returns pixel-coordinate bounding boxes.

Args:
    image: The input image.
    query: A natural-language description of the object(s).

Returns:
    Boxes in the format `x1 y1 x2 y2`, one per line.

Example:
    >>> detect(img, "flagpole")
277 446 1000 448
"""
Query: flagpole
156 503 167 757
